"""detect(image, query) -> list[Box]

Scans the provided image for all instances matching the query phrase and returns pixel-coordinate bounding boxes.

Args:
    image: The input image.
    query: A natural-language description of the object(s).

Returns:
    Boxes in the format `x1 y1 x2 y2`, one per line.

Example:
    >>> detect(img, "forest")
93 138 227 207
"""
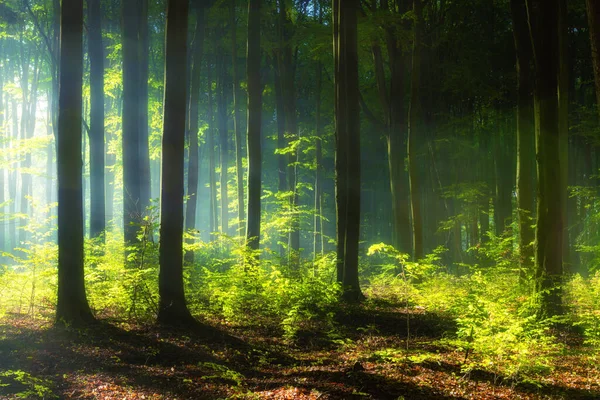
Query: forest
0 0 600 398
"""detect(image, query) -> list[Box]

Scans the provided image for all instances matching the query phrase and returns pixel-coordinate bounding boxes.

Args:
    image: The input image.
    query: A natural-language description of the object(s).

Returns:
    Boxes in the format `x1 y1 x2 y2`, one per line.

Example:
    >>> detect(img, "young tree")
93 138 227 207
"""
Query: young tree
88 0 105 239
333 0 362 301
56 0 94 324
158 0 195 325
246 0 261 252
527 0 564 317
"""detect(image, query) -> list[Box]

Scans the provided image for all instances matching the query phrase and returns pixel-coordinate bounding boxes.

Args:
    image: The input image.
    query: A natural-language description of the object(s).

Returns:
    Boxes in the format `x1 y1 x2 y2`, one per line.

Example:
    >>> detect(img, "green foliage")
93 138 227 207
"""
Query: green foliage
566 273 600 350
0 370 56 399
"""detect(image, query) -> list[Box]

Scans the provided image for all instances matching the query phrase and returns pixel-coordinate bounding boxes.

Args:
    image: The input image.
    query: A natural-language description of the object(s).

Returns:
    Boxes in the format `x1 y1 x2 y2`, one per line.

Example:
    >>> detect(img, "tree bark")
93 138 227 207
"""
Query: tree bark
246 0 262 253
122 0 142 246
587 0 600 118
527 0 564 318
56 0 94 324
158 0 195 326
184 4 205 263
334 0 362 301
511 0 535 278
231 0 245 237
408 0 424 260
138 0 152 215
88 0 105 239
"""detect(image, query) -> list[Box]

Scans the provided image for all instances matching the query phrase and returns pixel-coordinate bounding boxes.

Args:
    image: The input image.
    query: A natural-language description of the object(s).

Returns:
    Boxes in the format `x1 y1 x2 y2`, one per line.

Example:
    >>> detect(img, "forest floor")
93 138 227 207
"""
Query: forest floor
0 301 599 400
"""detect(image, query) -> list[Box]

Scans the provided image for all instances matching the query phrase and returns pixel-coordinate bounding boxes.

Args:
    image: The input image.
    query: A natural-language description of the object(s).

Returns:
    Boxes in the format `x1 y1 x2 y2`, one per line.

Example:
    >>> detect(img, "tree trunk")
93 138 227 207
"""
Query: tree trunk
334 0 362 301
278 0 300 267
138 0 152 215
511 0 535 278
527 0 564 318
122 0 142 246
184 4 205 263
88 0 105 239
587 0 600 118
246 0 262 252
408 0 424 260
208 52 218 238
56 0 94 324
231 0 245 237
158 0 194 326
217 54 229 236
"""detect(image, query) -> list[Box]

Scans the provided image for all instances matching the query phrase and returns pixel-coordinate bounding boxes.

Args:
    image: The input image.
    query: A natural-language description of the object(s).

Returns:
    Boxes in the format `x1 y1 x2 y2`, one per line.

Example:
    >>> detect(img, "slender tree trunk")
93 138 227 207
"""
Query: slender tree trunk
0 48 4 252
9 98 17 251
314 58 323 259
511 0 535 278
88 0 105 239
587 0 600 119
217 55 229 236
334 0 362 301
20 52 39 245
139 0 152 215
279 0 300 266
184 4 205 263
408 0 424 260
231 0 245 237
208 52 218 237
122 0 142 246
56 0 94 324
527 0 564 318
158 0 194 326
246 0 262 252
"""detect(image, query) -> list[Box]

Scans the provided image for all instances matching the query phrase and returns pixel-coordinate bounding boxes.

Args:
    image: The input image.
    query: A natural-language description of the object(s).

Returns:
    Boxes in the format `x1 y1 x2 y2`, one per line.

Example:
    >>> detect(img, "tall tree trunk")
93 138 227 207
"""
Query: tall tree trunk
587 0 600 118
122 0 142 246
527 0 564 318
0 46 4 252
208 52 218 237
139 0 152 215
56 0 94 324
279 0 300 266
9 98 17 251
558 0 569 277
334 0 362 301
158 0 194 326
314 60 323 258
408 0 424 260
511 0 535 279
184 4 205 263
20 52 39 245
246 0 262 252
217 55 229 236
231 0 245 237
88 0 105 239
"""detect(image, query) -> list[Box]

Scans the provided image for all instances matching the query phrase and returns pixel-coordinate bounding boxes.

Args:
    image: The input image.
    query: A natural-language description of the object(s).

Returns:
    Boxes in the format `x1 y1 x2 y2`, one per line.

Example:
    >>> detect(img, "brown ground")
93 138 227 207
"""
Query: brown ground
0 303 598 399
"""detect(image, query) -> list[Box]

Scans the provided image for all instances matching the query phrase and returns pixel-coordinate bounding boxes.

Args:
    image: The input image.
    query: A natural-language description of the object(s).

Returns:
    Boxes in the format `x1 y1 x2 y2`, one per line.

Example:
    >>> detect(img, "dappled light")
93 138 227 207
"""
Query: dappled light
1 0 600 398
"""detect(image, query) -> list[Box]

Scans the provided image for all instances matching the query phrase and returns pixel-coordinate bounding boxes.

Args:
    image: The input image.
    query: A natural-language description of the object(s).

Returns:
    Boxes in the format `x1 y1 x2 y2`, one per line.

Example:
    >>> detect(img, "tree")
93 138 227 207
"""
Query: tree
231 0 245 237
246 0 261 252
587 0 600 119
88 0 105 239
158 0 195 325
56 0 94 324
333 0 362 301
185 2 205 263
526 0 564 317
408 0 424 261
510 0 535 278
122 0 142 247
